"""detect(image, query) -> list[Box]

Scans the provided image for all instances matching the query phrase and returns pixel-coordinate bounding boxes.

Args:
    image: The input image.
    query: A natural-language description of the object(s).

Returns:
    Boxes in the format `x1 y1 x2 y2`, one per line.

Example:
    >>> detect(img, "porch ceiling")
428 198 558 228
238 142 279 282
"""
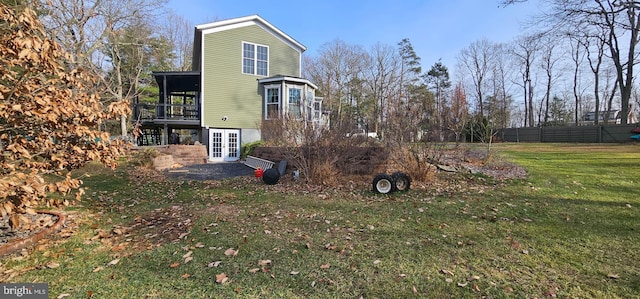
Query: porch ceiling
153 71 201 92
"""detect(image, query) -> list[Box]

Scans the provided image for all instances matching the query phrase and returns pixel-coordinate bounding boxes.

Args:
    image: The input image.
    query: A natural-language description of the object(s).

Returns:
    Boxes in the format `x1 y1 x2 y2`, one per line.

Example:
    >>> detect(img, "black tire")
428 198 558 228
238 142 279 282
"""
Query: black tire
391 172 411 192
372 173 394 194
262 168 281 185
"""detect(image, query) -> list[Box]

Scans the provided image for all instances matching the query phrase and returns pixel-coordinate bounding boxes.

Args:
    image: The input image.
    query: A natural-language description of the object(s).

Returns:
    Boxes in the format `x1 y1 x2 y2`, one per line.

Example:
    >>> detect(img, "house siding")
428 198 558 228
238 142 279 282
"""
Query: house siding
201 24 301 132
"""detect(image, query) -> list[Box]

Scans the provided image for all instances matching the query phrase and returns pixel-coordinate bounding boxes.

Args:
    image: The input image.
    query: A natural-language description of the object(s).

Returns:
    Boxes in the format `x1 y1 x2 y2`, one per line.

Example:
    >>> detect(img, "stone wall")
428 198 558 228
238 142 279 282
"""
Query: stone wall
135 144 208 171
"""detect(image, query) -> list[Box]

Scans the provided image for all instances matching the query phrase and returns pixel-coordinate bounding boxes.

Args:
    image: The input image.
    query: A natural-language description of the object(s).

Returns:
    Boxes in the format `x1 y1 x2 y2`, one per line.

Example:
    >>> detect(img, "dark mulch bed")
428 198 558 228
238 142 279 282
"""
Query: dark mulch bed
163 162 254 181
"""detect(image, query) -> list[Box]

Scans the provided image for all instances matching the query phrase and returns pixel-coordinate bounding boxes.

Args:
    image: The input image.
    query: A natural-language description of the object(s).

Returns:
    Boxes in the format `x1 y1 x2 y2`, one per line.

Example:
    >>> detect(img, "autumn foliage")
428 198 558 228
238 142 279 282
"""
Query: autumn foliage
0 5 130 218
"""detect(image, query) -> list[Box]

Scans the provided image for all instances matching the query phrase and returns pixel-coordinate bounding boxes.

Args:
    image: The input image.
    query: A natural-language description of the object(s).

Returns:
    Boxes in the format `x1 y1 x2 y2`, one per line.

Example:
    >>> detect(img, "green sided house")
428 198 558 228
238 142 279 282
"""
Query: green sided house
133 15 323 162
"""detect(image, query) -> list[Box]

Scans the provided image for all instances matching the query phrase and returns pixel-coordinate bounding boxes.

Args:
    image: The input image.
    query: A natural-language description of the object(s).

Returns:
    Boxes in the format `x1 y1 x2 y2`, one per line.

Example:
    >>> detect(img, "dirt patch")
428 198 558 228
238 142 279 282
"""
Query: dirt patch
439 148 528 180
201 204 240 218
91 205 196 253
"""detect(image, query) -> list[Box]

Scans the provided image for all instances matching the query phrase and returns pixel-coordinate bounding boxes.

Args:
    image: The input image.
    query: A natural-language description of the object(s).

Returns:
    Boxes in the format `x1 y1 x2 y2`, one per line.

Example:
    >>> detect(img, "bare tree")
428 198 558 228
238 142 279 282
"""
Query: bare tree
567 32 587 125
303 39 367 129
486 43 515 129
449 82 470 144
36 0 168 136
509 34 540 127
457 39 495 117
538 36 561 125
362 42 401 138
162 12 194 71
504 0 640 124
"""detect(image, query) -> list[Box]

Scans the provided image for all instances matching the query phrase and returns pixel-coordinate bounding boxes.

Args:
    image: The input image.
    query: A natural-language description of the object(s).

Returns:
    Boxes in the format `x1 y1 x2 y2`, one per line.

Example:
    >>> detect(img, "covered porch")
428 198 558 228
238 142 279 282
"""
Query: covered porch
133 71 202 146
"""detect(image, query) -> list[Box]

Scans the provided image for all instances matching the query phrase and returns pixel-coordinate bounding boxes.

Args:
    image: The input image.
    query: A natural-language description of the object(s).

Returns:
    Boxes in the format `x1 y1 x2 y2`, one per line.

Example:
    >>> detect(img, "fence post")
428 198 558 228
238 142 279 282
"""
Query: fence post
539 127 542 142
598 125 602 143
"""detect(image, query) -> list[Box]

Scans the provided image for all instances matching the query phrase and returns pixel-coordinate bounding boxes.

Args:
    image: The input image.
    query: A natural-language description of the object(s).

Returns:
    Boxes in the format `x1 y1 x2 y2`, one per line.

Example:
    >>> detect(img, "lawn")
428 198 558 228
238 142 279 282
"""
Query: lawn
1 143 639 298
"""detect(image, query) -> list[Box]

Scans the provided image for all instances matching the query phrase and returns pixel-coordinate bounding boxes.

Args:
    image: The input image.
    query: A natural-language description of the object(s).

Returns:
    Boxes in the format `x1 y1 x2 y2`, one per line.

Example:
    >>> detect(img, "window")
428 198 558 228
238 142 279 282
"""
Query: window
288 87 302 118
306 90 314 121
314 101 322 120
265 86 280 119
243 42 268 76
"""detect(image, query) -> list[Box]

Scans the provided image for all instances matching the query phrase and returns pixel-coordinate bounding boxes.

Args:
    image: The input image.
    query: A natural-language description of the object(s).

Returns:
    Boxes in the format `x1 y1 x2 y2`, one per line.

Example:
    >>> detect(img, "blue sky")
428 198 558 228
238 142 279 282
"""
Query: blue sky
167 0 542 72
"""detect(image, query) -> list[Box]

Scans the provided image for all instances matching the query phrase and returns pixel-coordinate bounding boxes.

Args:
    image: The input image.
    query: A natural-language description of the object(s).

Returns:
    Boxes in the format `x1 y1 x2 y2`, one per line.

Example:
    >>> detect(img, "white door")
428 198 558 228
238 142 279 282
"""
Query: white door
209 129 240 162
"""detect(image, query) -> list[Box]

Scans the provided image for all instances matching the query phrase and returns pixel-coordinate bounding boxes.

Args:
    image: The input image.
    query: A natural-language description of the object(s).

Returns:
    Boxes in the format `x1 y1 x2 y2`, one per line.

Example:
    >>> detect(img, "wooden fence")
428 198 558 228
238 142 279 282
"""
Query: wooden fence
498 124 639 143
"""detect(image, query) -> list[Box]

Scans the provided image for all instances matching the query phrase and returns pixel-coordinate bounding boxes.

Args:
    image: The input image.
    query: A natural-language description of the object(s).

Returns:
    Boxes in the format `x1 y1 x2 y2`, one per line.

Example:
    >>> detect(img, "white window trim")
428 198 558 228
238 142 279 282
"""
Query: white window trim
264 84 281 120
242 41 269 76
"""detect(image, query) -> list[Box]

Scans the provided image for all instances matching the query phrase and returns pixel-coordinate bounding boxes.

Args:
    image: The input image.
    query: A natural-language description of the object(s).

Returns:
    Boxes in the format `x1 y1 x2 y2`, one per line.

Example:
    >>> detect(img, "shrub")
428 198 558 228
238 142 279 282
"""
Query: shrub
0 5 129 220
241 140 264 159
128 148 160 168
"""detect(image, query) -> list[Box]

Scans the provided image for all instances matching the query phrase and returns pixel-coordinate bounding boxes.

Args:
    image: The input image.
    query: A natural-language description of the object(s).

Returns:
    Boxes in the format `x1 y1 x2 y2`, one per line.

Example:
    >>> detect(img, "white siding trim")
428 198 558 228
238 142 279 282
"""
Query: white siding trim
197 15 306 53
200 30 205 127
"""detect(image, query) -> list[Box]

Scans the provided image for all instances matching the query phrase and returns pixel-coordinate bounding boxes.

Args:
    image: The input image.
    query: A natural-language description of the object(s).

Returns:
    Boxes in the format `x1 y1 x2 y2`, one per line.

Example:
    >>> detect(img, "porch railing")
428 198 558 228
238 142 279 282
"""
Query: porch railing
133 103 200 121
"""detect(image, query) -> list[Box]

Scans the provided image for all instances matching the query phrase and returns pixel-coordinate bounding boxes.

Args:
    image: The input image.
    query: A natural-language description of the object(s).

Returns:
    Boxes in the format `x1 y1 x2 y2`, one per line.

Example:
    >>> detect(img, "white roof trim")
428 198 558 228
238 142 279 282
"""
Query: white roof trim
258 76 317 90
196 15 306 52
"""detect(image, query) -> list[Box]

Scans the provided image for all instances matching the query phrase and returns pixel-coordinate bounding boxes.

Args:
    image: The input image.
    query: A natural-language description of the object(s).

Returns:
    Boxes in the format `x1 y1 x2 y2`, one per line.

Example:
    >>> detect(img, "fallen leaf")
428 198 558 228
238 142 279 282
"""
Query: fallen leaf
290 271 299 275
264 230 272 234
412 285 418 294
626 204 632 208
607 273 620 279
258 259 272 266
373 259 381 265
184 256 193 263
216 273 228 284
182 273 191 279
441 269 455 276
445 278 454 283
92 266 104 273
224 248 238 257
473 284 481 292
183 251 193 258
107 259 120 266
56 294 70 299
169 262 180 268
46 262 60 269
469 275 480 281
248 268 260 273
457 282 468 287
320 263 330 269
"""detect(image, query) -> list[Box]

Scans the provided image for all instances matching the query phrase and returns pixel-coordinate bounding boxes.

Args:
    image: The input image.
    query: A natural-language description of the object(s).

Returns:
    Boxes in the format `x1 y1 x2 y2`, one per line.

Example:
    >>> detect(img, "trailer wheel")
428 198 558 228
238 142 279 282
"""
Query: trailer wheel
391 172 411 192
372 173 394 194
262 168 281 185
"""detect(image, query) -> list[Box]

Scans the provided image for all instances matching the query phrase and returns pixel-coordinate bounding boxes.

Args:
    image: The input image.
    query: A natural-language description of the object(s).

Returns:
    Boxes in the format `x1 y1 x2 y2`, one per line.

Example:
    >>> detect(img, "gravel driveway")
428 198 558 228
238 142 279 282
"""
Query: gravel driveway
164 162 254 181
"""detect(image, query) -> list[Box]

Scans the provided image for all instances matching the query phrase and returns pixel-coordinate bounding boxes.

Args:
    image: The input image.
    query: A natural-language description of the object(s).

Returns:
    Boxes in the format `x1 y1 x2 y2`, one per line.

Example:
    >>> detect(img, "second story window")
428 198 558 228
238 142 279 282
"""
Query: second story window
243 42 268 76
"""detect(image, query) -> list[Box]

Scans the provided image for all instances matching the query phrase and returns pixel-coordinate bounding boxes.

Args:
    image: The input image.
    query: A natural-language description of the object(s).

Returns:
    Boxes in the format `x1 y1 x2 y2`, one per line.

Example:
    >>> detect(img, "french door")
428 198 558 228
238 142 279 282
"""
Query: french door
209 129 240 162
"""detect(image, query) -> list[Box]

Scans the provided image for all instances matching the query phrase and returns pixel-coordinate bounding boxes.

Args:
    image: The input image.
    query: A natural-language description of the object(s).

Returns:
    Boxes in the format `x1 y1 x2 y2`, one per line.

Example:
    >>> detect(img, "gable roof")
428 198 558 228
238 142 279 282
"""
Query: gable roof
191 14 306 71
